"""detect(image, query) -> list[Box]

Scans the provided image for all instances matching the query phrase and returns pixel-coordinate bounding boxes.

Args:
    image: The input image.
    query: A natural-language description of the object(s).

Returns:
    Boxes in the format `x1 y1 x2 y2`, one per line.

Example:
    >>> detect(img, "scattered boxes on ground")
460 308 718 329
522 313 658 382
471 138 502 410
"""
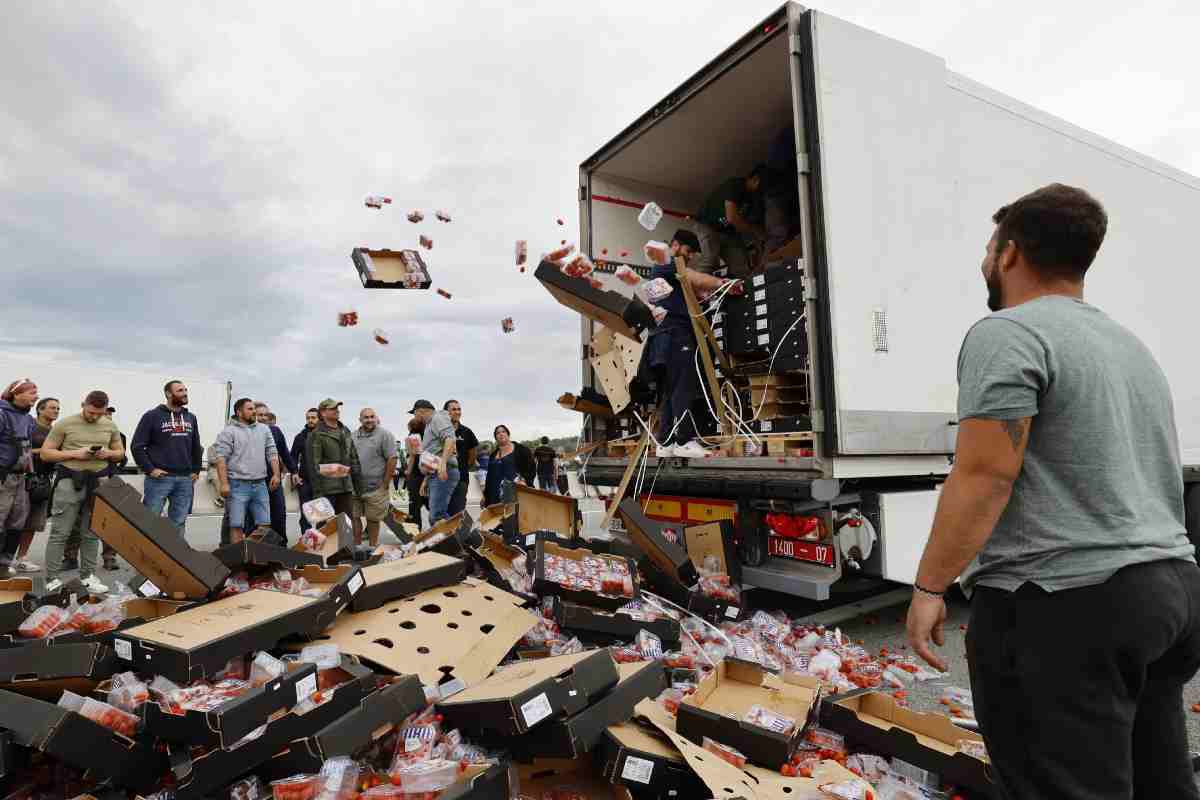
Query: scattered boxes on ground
0 473 993 800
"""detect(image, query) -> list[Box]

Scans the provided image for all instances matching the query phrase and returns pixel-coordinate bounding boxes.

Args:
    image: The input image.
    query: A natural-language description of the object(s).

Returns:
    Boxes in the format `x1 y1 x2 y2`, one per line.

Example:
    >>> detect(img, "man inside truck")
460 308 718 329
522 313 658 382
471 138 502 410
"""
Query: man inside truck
644 229 741 458
692 166 768 277
905 183 1200 799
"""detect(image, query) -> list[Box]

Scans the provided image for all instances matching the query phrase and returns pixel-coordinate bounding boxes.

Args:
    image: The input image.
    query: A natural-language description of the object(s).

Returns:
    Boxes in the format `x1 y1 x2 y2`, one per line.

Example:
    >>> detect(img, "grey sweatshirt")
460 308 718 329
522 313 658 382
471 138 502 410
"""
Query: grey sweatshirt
212 419 277 480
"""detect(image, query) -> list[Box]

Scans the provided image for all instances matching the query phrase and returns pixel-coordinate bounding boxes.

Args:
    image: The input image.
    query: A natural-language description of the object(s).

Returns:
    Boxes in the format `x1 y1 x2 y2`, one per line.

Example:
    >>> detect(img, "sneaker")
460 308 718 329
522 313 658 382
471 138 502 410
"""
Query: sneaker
654 444 675 458
43 578 63 593
672 440 711 459
81 575 110 594
15 560 40 573
62 557 79 571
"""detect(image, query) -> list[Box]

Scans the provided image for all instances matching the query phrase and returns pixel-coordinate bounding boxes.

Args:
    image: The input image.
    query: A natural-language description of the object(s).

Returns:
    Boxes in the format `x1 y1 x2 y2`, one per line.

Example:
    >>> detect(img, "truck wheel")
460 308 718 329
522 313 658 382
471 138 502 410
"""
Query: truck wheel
739 529 766 568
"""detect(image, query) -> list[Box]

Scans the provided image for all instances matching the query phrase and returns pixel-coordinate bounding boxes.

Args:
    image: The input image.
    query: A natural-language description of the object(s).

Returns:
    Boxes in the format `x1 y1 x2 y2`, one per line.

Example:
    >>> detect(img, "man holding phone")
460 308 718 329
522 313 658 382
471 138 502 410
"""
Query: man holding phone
40 390 124 593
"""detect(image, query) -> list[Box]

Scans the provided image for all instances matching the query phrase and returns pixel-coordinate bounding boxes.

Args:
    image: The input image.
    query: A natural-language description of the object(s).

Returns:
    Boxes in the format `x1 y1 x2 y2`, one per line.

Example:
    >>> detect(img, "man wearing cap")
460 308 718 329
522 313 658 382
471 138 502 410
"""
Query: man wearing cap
0 379 38 578
410 400 457 525
305 399 363 521
351 408 396 547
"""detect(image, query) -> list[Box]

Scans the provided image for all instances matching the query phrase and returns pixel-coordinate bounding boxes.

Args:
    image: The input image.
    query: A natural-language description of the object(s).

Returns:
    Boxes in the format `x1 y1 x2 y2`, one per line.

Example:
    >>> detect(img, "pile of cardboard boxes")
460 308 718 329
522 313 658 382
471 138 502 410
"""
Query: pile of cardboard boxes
0 478 992 800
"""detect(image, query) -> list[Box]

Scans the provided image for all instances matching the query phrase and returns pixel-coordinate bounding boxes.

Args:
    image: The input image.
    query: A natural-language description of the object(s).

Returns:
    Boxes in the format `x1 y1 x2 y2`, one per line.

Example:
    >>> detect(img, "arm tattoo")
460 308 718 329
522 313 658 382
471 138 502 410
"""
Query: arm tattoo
1001 419 1027 451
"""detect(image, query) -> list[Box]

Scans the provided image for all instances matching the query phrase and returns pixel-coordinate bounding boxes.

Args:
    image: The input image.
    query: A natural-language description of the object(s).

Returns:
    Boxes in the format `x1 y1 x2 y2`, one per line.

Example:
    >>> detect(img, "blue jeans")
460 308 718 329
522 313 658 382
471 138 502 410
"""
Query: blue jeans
226 478 270 532
142 474 194 533
428 466 459 525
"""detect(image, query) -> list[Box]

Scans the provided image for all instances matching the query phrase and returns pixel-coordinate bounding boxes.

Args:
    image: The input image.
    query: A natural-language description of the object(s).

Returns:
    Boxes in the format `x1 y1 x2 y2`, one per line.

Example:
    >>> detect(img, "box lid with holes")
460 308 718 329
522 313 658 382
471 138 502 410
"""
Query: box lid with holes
91 477 230 599
317 578 538 691
439 649 619 736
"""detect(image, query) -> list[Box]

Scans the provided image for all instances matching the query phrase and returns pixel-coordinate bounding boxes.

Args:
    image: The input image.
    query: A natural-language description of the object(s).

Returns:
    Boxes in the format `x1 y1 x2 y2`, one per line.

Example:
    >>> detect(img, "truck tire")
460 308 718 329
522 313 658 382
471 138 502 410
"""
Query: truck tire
739 529 767 568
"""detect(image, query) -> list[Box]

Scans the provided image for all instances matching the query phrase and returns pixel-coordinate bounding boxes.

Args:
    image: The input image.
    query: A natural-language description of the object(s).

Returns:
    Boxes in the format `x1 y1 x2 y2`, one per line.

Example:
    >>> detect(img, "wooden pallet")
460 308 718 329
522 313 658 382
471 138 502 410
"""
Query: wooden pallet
606 439 643 457
763 435 815 457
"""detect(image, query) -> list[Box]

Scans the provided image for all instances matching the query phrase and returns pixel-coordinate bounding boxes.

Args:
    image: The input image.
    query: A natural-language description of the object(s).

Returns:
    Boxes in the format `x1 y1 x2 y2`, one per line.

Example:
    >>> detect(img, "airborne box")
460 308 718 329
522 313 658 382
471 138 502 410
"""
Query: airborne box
439 650 619 737
90 477 230 599
352 247 432 290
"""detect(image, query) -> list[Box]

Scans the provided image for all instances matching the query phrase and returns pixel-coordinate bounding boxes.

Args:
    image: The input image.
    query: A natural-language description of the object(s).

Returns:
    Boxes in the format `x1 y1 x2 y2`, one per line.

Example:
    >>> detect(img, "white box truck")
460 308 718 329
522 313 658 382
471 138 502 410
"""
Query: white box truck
576 5 1200 603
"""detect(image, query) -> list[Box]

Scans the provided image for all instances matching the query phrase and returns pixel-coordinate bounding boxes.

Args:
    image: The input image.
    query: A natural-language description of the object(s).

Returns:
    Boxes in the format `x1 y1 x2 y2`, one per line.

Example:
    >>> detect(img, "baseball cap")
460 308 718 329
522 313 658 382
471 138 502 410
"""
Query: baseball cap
318 398 343 410
106 406 116 413
408 399 435 414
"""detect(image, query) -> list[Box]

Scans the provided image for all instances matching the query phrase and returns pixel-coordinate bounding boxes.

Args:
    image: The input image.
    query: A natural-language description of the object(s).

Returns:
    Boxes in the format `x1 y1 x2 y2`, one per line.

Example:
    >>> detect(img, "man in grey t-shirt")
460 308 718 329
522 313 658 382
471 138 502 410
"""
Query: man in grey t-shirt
411 398 458 526
351 408 396 547
907 184 1200 800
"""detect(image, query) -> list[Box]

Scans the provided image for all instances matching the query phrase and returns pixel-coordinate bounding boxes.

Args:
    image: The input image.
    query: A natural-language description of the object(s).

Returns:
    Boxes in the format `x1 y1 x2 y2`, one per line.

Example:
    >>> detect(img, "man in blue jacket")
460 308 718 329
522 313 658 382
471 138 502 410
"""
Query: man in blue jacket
131 380 202 536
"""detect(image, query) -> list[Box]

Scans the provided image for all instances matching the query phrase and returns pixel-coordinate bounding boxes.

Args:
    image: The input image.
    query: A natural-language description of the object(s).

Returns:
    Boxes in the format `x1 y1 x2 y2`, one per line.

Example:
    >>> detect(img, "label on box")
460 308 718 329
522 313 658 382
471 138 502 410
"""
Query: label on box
752 274 767 288
756 303 767 316
756 318 768 330
347 572 364 596
295 673 318 705
439 678 465 699
761 420 774 432
520 692 553 727
405 737 423 753
140 580 160 597
725 606 740 619
114 638 132 660
754 289 766 302
526 534 537 547
621 756 655 784
757 333 770 346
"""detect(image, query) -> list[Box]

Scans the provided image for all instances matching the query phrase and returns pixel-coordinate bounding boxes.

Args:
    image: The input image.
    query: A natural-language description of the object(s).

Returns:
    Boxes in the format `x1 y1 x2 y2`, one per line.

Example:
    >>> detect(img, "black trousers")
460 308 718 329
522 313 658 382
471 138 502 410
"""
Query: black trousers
268 484 287 543
298 481 313 533
967 559 1200 800
656 328 698 446
447 480 468 517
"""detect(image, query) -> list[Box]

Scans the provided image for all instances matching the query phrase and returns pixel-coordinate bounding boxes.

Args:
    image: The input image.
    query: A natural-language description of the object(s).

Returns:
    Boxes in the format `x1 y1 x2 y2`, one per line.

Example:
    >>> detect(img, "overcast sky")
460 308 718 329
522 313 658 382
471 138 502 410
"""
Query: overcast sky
2 0 1196 444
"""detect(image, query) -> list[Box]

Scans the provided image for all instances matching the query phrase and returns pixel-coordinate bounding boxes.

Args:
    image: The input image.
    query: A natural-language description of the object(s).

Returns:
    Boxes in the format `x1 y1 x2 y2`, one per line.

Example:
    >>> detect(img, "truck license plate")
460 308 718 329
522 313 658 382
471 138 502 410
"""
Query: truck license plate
767 535 836 568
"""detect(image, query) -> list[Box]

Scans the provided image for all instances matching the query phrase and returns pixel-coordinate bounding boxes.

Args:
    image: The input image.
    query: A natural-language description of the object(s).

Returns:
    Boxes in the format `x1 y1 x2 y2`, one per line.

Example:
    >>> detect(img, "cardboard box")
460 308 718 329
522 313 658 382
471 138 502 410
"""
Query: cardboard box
616 500 698 588
471 532 537 605
515 483 579 540
352 247 433 290
552 599 681 650
636 557 743 623
439 650 619 737
294 514 355 566
0 596 193 649
441 762 513 800
536 259 656 341
506 660 666 760
382 506 418 543
112 588 342 684
318 577 538 692
0 642 117 696
215 531 323 571
257 675 426 780
170 658 376 800
143 661 319 749
685 520 742 583
675 660 821 768
479 502 515 536
517 758 633 800
289 563 366 617
0 688 164 792
0 579 36 636
596 721 704 797
90 477 230 599
411 511 478 558
349 552 468 612
822 690 992 793
533 540 640 613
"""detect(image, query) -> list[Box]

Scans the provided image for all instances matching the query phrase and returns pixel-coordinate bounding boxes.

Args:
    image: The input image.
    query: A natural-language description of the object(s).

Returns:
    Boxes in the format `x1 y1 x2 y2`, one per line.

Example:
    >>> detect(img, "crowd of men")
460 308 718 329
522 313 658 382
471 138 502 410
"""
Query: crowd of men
0 380 570 586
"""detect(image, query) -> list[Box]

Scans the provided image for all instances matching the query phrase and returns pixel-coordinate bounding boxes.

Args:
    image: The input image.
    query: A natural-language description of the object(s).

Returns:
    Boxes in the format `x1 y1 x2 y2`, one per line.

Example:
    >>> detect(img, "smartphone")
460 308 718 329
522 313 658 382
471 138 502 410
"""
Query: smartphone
89 445 102 453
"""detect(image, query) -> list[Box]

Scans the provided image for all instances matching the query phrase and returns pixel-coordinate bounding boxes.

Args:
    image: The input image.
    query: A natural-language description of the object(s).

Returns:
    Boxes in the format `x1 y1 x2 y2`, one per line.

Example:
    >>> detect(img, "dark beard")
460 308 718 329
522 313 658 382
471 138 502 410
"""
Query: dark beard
986 276 1002 312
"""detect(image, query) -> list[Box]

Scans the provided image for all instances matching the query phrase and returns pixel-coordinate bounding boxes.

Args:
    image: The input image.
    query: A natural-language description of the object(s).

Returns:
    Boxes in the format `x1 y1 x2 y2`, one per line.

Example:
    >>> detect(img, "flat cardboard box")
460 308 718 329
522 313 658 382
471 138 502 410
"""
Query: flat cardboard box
350 551 468 612
352 246 432 290
294 514 355 566
536 259 656 341
143 661 319 749
552 599 681 650
439 650 619 737
215 531 323 571
90 477 230 599
596 720 704 797
317 577 538 692
515 483 579 540
823 690 993 793
676 660 821 768
170 658 376 800
616 499 698 589
472 532 537 605
685 520 742 583
0 579 36 636
0 641 118 696
0 688 163 792
112 588 337 684
257 675 427 780
506 660 666 760
533 540 640 613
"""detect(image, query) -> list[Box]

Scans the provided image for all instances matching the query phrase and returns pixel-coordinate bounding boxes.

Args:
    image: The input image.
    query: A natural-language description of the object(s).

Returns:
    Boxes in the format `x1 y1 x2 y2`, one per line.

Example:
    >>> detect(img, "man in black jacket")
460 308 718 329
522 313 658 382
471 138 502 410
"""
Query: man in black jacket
291 408 318 532
256 403 296 543
131 380 202 536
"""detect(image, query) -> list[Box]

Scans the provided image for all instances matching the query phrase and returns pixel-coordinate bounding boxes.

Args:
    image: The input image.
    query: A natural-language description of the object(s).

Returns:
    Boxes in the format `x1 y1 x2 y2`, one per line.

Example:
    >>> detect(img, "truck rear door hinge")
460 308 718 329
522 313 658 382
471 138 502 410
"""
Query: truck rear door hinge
790 32 803 56
797 152 811 174
811 410 826 432
802 274 819 299
579 185 588 202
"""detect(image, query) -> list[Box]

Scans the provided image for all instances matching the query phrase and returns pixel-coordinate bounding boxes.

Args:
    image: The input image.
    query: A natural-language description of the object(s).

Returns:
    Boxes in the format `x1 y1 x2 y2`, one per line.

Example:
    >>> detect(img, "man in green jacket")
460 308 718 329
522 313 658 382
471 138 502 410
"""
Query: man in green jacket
304 398 363 519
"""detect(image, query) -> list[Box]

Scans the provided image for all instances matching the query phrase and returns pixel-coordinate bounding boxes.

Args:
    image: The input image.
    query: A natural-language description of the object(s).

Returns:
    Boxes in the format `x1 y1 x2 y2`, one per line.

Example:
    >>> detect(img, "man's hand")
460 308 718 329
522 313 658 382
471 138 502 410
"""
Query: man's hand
190 473 199 482
70 447 93 460
437 465 448 481
96 448 119 461
269 475 280 491
148 468 168 479
906 591 948 672
219 481 231 499
291 474 303 488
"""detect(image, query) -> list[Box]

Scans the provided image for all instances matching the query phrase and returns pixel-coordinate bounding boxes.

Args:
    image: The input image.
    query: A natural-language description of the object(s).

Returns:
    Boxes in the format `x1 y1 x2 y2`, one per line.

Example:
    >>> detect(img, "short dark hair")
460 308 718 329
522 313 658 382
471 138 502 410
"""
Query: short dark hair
672 229 700 252
443 399 460 410
234 397 254 414
306 407 319 415
84 390 109 409
36 397 58 413
992 183 1107 281
164 380 183 395
540 436 549 444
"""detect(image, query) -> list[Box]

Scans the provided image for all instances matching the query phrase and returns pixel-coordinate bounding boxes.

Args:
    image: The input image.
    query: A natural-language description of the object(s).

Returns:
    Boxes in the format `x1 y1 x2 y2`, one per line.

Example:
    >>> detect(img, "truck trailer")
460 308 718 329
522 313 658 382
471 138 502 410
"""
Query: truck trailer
573 5 1200 603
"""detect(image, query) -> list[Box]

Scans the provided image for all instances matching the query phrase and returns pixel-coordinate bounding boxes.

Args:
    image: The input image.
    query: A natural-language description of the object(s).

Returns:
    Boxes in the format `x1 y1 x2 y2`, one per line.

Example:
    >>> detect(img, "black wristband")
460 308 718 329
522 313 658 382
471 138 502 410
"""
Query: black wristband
913 582 944 598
